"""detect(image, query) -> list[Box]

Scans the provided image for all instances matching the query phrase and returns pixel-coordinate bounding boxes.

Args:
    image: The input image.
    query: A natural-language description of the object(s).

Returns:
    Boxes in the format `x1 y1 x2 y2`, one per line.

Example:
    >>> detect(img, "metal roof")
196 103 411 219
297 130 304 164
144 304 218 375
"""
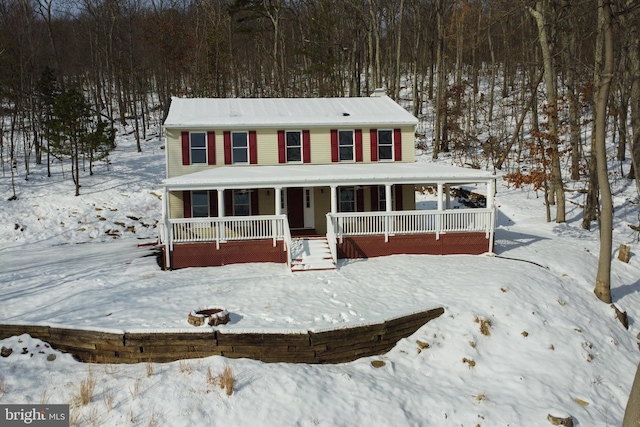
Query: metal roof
163 96 419 129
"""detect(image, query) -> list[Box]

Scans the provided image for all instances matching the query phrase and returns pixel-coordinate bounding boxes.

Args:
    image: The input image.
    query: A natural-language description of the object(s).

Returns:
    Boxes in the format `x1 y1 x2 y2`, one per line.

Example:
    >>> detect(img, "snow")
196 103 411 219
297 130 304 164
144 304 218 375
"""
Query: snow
164 96 419 128
1 129 640 426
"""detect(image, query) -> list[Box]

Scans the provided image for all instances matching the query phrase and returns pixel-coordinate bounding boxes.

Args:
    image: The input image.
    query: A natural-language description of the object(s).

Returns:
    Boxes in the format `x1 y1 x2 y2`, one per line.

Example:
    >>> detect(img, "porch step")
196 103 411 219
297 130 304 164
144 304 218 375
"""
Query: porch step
290 237 336 272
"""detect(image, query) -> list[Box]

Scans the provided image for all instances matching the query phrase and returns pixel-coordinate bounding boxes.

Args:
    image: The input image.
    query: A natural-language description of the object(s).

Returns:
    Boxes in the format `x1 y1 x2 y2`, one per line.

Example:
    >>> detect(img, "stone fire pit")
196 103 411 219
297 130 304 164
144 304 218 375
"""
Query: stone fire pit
188 308 230 327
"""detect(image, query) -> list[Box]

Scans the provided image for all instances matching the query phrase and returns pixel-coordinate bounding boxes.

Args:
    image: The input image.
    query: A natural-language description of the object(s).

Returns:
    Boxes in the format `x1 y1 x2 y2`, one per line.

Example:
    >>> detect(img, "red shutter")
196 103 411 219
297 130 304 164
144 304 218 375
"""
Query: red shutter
183 191 192 218
355 129 363 162
207 131 216 165
225 190 233 216
302 130 311 163
223 131 231 164
394 128 402 161
249 131 257 164
278 130 286 163
330 129 338 162
251 190 259 215
395 184 403 210
356 187 364 212
181 132 190 165
208 190 218 217
370 129 378 162
370 186 379 211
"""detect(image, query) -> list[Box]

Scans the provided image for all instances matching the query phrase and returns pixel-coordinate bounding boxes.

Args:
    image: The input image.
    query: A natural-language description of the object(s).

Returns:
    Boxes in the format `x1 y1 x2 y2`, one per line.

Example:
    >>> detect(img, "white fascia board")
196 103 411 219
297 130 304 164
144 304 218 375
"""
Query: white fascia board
161 163 495 191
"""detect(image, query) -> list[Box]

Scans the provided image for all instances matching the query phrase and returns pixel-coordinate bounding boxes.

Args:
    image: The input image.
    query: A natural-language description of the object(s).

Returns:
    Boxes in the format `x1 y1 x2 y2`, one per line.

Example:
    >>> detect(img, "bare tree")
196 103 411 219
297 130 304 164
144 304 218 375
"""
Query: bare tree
593 0 614 303
527 0 566 223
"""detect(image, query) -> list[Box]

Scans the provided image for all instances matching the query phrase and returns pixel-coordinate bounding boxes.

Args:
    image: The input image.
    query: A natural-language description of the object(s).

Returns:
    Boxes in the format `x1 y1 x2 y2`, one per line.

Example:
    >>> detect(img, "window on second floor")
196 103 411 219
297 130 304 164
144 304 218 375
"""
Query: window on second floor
232 132 248 164
378 130 393 161
286 131 302 162
190 132 207 164
339 130 354 162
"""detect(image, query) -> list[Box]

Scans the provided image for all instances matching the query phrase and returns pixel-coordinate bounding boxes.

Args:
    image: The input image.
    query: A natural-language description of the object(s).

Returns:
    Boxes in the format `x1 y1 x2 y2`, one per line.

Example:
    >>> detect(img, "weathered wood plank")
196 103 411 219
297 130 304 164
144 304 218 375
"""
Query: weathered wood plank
384 308 444 328
125 332 216 343
0 324 51 340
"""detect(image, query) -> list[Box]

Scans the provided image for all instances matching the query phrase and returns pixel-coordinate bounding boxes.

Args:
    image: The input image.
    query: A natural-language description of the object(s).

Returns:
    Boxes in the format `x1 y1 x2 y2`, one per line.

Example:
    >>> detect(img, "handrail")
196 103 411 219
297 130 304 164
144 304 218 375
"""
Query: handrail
281 216 292 268
325 213 338 264
328 208 495 240
168 215 288 244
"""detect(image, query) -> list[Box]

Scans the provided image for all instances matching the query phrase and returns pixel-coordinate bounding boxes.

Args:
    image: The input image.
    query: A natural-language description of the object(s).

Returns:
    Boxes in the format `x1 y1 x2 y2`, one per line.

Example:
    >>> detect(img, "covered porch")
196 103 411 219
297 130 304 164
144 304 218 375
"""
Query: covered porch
159 162 497 270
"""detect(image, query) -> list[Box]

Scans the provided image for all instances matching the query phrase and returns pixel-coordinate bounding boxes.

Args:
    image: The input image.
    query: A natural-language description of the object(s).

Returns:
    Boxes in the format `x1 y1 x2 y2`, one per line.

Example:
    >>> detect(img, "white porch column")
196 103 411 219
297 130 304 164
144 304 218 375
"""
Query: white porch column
217 188 226 243
330 186 338 213
486 180 494 209
445 184 451 209
385 184 392 212
217 189 225 217
163 186 171 269
487 179 495 255
437 183 444 211
274 187 282 215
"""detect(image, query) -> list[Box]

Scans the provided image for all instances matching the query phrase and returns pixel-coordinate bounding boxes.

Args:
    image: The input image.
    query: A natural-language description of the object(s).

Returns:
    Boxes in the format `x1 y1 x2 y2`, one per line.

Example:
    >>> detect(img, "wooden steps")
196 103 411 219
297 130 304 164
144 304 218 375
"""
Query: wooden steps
290 237 336 272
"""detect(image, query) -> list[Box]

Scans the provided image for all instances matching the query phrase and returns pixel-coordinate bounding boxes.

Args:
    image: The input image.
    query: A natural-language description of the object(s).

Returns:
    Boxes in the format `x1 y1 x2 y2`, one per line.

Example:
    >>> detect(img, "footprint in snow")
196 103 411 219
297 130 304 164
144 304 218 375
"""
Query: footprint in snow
330 298 347 307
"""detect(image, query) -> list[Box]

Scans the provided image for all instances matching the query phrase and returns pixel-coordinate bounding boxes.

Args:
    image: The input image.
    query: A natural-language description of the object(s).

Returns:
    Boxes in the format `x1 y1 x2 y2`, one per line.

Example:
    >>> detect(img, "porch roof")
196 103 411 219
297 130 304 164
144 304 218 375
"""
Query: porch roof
161 162 495 191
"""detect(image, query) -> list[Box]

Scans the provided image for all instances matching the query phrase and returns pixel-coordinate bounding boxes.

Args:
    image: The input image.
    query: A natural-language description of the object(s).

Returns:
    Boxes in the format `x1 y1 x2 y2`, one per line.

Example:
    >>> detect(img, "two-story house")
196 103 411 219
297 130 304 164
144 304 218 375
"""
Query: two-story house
159 93 496 270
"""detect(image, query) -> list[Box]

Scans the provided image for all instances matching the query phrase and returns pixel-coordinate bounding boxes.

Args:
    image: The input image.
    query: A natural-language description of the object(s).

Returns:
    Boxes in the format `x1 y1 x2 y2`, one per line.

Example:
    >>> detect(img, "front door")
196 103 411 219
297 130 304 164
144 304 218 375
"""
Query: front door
287 188 304 229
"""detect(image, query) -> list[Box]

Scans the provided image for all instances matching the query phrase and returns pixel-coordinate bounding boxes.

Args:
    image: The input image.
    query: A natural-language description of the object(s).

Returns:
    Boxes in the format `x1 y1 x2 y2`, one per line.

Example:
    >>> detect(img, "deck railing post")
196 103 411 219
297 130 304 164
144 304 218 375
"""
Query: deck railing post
384 214 389 242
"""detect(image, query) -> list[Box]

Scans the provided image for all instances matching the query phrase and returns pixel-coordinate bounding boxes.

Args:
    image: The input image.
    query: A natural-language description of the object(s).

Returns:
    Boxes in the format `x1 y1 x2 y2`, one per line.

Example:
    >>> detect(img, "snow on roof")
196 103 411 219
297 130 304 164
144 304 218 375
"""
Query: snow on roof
163 96 419 128
162 162 494 190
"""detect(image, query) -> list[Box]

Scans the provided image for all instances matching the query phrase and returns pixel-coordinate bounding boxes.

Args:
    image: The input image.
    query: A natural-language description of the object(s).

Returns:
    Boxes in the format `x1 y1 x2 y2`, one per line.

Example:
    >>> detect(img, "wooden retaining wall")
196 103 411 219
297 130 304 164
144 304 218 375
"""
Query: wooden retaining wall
0 307 443 364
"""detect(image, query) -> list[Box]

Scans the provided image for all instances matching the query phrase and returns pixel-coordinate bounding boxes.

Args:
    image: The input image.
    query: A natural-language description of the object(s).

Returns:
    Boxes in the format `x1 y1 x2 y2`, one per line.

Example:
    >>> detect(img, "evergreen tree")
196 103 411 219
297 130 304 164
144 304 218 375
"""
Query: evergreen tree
86 119 116 175
36 66 60 176
45 87 115 196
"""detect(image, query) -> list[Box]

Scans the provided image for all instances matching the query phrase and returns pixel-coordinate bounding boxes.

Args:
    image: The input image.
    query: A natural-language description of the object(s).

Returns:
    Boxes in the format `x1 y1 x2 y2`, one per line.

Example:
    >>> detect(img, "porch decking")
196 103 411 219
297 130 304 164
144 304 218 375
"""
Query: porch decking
159 208 495 270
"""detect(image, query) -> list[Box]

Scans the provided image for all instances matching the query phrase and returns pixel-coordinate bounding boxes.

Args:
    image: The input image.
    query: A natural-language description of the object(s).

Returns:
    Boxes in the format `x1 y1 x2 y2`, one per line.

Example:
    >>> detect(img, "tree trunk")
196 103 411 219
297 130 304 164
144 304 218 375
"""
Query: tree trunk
623 358 640 427
621 1 640 193
593 0 614 304
433 0 445 160
528 0 566 223
496 69 544 170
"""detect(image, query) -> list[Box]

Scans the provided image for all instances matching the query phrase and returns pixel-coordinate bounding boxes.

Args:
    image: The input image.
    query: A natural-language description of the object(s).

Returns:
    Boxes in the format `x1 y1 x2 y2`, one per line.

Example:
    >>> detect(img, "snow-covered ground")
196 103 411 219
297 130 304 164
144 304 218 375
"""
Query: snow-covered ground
1 129 639 426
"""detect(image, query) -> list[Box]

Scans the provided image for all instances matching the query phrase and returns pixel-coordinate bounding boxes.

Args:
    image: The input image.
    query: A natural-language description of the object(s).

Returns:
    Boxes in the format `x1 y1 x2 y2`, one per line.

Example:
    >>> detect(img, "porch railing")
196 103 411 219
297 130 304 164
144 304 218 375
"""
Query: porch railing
327 208 495 242
163 215 290 250
325 213 338 265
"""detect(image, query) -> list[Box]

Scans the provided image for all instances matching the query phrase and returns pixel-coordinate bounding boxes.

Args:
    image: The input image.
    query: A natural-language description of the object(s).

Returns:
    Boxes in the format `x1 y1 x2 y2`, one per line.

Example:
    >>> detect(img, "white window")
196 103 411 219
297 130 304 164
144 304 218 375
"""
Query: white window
190 132 207 164
191 191 209 217
339 130 354 162
233 190 250 216
339 187 356 212
286 131 302 162
232 132 248 164
378 130 393 161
